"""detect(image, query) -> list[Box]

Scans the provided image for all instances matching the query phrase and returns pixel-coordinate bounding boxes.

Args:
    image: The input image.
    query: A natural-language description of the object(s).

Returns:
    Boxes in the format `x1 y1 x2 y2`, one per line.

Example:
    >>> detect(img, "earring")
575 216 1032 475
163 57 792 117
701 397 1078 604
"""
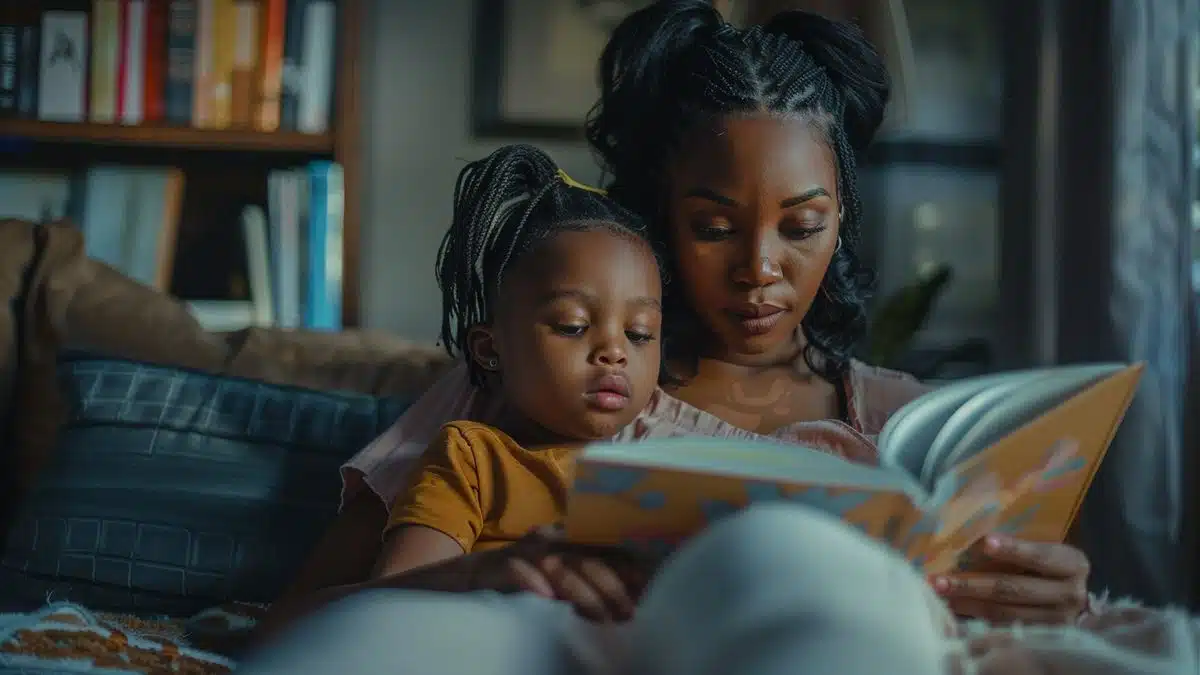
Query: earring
834 236 843 254
838 206 845 223
486 357 498 369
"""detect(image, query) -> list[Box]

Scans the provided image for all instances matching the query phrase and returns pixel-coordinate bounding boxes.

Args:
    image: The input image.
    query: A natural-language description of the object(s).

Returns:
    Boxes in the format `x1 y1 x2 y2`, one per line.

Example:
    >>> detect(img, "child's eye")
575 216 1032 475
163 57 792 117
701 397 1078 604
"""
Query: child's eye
626 330 655 345
553 324 587 337
693 224 733 242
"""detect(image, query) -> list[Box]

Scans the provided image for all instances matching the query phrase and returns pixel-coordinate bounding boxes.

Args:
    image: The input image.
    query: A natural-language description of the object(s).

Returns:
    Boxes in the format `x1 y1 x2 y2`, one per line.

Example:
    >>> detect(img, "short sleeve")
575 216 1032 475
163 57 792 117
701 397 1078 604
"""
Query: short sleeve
340 362 503 510
386 424 485 551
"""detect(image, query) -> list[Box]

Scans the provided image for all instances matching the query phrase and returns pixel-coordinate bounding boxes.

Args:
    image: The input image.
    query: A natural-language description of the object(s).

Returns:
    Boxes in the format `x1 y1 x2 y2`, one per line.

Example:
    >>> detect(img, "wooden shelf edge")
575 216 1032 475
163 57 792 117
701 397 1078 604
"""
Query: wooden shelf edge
0 119 334 153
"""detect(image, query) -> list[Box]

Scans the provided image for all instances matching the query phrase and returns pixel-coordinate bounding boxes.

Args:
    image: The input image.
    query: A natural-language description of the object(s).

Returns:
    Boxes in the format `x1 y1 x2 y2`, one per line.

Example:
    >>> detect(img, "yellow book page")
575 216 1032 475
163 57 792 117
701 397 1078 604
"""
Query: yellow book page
918 363 1143 574
565 462 923 557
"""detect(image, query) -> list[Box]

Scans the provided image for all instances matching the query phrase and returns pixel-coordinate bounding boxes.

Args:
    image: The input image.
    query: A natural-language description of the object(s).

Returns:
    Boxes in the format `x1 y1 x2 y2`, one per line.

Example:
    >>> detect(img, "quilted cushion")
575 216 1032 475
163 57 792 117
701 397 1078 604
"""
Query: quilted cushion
0 355 410 616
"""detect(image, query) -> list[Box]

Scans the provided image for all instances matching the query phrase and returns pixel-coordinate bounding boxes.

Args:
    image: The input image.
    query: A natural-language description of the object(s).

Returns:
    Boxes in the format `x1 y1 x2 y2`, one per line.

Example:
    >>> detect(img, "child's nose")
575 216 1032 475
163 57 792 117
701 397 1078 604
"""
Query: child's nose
592 340 628 366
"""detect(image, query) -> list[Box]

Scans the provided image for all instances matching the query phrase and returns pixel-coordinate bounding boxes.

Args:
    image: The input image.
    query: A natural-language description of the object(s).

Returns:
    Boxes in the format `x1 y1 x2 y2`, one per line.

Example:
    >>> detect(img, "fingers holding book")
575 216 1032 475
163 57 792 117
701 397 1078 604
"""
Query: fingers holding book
931 534 1091 625
470 528 657 622
980 534 1091 581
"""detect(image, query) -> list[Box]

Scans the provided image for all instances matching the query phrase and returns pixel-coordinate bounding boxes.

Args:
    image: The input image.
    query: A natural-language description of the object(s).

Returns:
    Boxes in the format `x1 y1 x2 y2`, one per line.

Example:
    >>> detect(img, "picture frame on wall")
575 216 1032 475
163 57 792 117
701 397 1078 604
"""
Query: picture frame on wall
471 0 651 139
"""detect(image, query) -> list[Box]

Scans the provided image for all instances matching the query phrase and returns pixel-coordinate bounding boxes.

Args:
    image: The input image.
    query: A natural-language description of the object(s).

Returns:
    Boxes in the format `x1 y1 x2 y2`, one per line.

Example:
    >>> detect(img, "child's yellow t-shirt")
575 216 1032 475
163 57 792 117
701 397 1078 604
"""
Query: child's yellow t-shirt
387 420 577 553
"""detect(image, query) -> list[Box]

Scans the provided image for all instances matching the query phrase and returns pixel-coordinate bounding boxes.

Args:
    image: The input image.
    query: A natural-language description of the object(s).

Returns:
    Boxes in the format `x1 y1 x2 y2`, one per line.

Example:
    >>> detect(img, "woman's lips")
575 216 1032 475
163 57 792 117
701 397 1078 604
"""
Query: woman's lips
728 304 786 336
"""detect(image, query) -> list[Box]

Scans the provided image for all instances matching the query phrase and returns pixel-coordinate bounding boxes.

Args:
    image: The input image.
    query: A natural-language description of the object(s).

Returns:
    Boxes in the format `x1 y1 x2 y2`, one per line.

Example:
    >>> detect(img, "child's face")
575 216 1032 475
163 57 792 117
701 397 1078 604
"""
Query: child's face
475 228 662 442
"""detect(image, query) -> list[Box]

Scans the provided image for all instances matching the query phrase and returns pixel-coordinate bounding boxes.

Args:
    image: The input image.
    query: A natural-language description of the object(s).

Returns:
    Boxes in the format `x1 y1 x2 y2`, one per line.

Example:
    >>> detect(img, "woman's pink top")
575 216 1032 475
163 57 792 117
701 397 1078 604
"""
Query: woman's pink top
341 360 932 510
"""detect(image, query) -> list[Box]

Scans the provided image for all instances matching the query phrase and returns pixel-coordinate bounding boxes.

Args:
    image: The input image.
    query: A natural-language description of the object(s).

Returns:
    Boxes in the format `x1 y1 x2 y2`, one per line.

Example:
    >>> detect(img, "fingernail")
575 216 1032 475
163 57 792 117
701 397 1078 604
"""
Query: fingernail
986 535 1007 551
932 576 951 593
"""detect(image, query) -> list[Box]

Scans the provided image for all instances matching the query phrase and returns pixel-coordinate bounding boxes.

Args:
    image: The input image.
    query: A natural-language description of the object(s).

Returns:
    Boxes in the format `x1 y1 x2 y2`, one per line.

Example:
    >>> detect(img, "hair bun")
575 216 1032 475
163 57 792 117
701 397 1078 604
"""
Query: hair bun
761 11 890 152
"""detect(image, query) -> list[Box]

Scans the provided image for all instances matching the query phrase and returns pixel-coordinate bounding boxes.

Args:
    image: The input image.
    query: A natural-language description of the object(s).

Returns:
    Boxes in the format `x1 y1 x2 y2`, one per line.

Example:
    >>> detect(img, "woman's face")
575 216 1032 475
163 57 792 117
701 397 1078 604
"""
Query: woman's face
666 116 841 367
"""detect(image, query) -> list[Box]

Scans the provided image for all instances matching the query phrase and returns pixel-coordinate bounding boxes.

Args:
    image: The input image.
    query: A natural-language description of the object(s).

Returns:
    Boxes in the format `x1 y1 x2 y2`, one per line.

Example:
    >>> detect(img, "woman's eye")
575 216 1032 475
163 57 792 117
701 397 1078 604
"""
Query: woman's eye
553 324 587 337
781 223 827 242
626 330 655 345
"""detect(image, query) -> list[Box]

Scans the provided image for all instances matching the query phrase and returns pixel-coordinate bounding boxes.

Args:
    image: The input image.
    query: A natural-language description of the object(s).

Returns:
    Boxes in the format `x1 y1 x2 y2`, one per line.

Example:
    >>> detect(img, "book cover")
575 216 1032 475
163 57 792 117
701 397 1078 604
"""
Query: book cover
565 363 1143 573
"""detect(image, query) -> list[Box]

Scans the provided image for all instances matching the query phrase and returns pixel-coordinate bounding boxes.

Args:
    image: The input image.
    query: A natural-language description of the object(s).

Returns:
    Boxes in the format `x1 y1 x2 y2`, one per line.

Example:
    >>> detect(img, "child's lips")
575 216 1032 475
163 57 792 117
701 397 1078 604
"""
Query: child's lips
584 390 631 411
585 373 631 411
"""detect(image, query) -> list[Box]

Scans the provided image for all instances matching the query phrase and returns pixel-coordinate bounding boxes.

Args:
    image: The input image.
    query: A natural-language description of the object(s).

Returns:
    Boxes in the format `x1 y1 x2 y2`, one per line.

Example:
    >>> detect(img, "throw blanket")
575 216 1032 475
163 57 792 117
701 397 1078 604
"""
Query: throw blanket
949 601 1200 673
1 600 1196 673
0 603 262 674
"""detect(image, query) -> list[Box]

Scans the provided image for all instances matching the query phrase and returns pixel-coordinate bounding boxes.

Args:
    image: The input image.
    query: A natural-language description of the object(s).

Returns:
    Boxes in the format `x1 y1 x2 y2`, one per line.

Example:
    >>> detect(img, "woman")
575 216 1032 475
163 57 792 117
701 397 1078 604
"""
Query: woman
262 0 1090 646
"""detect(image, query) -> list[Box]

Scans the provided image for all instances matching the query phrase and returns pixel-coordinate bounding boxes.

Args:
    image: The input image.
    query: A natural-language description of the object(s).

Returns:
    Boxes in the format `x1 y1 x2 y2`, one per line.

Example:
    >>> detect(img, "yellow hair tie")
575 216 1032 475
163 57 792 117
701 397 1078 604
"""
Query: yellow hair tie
556 168 607 196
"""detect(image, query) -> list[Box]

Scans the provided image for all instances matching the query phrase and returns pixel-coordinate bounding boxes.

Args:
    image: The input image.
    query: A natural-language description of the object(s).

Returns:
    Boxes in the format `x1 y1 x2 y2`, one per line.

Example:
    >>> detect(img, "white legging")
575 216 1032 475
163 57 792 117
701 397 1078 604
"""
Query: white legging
239 504 952 675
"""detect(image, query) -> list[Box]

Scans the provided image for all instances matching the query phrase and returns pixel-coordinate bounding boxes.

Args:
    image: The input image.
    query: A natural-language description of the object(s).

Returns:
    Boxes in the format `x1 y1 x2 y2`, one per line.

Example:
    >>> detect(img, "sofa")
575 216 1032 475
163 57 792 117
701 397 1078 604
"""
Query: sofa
0 218 453 671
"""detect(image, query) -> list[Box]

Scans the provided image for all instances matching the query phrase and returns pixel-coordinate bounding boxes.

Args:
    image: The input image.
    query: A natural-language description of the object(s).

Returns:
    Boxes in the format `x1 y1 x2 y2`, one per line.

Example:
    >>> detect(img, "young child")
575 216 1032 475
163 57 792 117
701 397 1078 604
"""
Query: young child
376 143 664 623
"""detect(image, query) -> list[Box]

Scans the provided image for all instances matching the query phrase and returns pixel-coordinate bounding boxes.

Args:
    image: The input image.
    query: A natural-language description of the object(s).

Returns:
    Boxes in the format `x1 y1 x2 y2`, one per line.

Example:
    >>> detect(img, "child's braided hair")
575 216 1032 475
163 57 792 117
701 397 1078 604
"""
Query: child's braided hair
435 144 652 386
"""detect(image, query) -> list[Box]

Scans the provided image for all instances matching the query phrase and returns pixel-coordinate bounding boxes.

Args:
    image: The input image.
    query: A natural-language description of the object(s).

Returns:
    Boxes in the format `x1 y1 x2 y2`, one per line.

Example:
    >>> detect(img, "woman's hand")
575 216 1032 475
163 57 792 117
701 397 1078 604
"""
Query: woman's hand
932 534 1090 625
467 527 654 623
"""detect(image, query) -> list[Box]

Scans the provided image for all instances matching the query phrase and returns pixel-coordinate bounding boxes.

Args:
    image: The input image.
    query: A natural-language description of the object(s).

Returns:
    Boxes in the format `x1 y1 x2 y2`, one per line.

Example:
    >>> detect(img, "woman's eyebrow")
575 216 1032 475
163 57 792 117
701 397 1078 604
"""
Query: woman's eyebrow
683 186 831 209
780 187 830 208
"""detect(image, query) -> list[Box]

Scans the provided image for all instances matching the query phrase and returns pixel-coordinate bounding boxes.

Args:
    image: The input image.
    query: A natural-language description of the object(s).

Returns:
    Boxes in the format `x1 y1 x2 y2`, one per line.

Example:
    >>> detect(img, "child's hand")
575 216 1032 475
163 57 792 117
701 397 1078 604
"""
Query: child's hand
467 527 653 622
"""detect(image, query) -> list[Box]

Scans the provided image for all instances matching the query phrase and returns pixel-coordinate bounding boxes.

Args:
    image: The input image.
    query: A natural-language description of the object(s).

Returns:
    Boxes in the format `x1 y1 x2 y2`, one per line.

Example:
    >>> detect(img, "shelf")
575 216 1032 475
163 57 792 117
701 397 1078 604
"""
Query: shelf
0 120 334 153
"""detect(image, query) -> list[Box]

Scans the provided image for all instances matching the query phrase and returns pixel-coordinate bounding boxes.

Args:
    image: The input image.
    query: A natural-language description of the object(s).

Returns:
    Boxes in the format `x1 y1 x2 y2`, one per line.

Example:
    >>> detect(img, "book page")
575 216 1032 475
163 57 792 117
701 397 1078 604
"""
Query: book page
918 364 1143 574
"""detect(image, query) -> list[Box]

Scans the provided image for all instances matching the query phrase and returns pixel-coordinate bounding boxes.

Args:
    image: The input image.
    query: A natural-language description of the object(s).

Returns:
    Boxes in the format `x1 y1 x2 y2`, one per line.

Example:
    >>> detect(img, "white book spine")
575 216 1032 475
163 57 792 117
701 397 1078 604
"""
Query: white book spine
297 1 334 134
233 1 257 68
241 204 275 327
122 0 147 125
192 0 214 127
38 12 89 122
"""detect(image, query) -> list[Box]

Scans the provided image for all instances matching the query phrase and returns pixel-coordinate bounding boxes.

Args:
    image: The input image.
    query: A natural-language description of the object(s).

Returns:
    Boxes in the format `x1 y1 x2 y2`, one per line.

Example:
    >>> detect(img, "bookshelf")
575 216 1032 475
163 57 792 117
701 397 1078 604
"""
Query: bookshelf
0 119 334 152
0 0 365 328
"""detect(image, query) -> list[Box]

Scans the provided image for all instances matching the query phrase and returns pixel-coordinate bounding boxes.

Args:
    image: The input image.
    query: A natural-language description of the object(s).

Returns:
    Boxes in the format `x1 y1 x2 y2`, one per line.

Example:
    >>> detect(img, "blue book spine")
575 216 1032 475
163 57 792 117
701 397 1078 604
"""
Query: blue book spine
304 160 344 330
165 0 196 126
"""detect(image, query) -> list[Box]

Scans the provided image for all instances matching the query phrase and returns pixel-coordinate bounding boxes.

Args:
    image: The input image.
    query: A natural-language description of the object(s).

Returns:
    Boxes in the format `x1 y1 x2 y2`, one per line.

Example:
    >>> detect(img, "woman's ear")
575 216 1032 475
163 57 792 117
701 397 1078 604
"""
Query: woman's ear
467 325 501 372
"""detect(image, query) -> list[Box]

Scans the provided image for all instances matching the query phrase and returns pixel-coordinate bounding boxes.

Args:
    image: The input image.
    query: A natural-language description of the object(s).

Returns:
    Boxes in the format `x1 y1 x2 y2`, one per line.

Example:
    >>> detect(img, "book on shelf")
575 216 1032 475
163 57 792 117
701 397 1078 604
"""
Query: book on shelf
70 165 185 291
0 164 186 291
0 0 337 134
564 363 1143 575
0 157 343 331
186 159 342 331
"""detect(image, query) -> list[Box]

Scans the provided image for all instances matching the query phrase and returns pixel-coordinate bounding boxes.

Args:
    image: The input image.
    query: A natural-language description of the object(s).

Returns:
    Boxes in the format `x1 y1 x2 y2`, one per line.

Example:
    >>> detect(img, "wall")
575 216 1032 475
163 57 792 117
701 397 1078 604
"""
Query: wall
358 0 602 341
357 0 1005 359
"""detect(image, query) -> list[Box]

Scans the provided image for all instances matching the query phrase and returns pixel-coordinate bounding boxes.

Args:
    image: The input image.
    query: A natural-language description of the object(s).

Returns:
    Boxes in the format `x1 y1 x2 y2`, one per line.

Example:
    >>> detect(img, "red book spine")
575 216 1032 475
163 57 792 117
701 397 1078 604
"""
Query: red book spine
142 0 167 122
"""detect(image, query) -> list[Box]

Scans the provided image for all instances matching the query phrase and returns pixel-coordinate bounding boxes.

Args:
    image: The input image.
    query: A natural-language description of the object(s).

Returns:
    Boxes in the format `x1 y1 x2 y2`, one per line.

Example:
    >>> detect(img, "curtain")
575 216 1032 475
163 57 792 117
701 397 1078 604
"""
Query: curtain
1002 0 1198 607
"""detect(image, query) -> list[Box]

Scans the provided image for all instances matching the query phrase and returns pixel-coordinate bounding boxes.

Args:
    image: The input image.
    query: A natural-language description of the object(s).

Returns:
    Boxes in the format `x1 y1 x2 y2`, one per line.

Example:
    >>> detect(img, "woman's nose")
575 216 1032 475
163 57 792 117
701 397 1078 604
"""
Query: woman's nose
731 245 785 288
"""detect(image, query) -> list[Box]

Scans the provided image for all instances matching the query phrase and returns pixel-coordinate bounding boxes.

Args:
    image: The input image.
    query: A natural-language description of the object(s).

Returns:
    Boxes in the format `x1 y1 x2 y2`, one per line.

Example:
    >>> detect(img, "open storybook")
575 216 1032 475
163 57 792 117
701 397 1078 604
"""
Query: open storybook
564 363 1143 575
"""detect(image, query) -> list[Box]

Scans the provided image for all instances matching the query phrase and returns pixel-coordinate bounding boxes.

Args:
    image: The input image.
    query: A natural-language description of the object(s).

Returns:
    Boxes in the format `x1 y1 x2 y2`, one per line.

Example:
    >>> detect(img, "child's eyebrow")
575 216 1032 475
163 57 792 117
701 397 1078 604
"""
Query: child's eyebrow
539 289 661 311
629 296 663 311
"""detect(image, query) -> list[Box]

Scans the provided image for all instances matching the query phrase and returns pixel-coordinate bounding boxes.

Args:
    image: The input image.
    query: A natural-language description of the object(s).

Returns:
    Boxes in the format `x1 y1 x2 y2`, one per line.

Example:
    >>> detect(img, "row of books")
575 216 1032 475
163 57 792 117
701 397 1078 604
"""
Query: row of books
0 0 336 133
0 161 344 331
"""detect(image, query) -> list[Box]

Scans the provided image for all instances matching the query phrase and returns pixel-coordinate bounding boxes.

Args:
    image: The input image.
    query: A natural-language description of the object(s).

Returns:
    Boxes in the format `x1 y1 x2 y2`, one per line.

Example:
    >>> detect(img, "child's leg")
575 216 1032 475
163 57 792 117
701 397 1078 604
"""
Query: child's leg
238 590 597 675
627 503 953 675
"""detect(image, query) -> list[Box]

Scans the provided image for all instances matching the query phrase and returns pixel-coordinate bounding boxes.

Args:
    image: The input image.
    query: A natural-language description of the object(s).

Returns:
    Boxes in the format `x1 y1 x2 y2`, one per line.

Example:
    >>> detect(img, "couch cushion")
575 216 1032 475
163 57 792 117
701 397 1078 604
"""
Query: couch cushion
0 354 410 616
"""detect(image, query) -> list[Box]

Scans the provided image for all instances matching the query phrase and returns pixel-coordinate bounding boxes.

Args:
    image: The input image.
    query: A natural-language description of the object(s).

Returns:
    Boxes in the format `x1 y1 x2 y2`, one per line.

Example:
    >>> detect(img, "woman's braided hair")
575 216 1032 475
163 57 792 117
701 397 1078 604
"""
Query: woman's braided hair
436 143 651 386
585 0 890 382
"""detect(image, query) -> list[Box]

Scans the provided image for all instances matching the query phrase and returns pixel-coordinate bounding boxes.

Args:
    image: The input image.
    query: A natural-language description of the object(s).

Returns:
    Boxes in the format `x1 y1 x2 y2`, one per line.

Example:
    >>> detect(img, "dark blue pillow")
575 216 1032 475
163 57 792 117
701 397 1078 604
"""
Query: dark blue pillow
0 355 411 616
